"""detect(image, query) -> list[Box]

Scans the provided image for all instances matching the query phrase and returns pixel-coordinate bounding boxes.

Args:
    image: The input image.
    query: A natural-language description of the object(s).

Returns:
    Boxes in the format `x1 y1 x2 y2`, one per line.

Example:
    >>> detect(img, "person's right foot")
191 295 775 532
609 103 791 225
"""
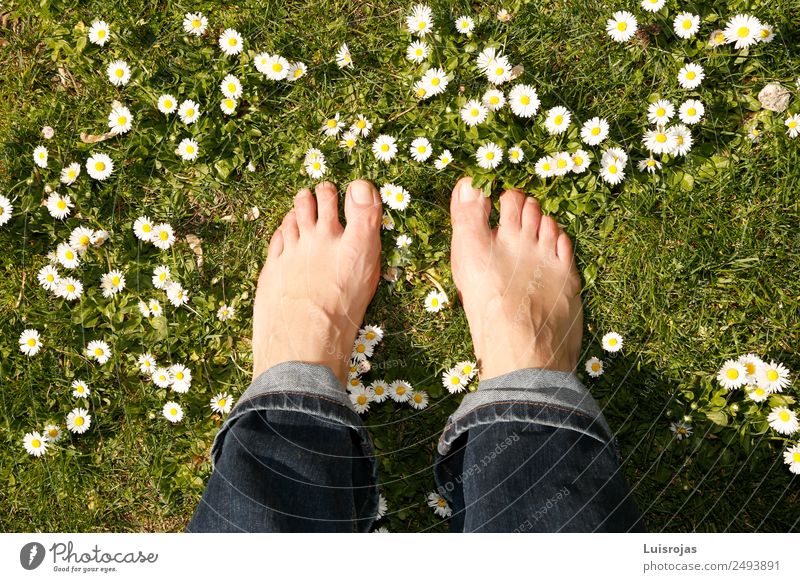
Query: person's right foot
449 177 584 380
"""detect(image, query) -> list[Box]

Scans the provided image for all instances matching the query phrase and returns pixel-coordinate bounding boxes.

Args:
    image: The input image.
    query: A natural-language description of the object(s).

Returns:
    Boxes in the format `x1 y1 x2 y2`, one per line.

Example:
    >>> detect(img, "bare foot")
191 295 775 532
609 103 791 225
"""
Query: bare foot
449 177 583 380
252 180 382 385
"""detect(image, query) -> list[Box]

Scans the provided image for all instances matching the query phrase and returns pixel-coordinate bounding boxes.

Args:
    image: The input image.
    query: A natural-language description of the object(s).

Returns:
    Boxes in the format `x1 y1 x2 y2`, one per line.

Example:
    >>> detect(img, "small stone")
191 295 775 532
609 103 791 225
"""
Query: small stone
758 82 790 113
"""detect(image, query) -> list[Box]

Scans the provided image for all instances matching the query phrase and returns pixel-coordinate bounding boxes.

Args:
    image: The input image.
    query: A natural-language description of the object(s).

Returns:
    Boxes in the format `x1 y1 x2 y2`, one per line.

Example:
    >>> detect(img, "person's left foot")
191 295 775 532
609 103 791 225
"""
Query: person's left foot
251 181 383 385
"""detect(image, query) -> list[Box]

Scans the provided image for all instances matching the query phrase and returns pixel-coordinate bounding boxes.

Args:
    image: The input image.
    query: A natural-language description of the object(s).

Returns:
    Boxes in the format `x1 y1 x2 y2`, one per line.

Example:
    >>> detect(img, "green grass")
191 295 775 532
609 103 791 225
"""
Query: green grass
1 0 799 532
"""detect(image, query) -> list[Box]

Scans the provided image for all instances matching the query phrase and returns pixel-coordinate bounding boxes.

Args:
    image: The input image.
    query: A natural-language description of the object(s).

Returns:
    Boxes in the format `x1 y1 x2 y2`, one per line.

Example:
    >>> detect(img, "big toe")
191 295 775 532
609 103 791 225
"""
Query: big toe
450 177 491 243
343 180 382 245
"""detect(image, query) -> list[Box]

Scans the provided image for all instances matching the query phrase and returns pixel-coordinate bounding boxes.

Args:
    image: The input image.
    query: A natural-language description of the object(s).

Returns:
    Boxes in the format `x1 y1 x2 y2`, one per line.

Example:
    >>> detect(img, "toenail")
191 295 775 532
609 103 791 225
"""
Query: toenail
350 182 374 206
459 180 481 202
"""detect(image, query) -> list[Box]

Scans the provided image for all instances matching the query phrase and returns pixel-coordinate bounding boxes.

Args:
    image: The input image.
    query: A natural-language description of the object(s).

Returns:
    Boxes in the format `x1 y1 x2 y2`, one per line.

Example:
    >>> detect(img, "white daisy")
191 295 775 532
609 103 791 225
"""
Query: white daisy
178 99 200 124
420 67 449 96
376 494 388 520
217 304 235 321
785 114 800 138
389 380 412 403
460 99 488 126
100 270 125 297
723 14 761 50
677 63 705 90
552 151 575 176
406 40 430 63
381 183 410 211
220 74 242 99
476 46 500 72
409 390 428 410
783 444 800 475
157 94 177 114
534 156 556 179
218 28 244 56
169 364 192 393
768 407 799 436
424 289 447 312
210 393 234 415
673 12 700 39
106 60 131 86
138 353 156 375
349 385 373 414
544 106 571 135
33 145 48 168
642 128 677 155
218 97 237 116
372 135 398 162
19 329 42 356
86 340 111 364
166 282 189 307
670 420 693 441
434 149 453 170
151 223 176 250
177 138 200 161
336 43 353 68
37 265 60 291
183 12 207 36
641 0 666 13
46 192 73 220
638 157 662 173
669 124 693 156
322 113 344 137
88 20 110 46
717 359 747 390
476 142 503 170
679 99 705 125
263 54 291 80
305 157 327 179
580 117 609 146
602 332 623 352
86 152 113 180
757 361 790 393
71 379 90 399
606 11 637 43
647 100 675 125
56 277 83 301
758 23 775 43
571 149 590 173
56 242 80 269
163 401 184 423
152 367 172 388
138 300 151 318
351 114 372 137
24 432 48 457
738 353 764 381
91 229 109 247
455 16 474 35
152 265 171 289
133 216 154 242
442 368 467 393
69 227 94 253
485 55 512 85
746 385 769 402
396 234 412 248
508 146 524 164
148 298 162 317
108 105 132 134
427 492 452 518
406 4 434 36
482 89 505 111
457 361 478 380
66 407 91 434
368 380 390 403
585 357 604 378
352 338 374 362
60 162 81 185
43 424 62 442
508 84 539 118
287 61 307 81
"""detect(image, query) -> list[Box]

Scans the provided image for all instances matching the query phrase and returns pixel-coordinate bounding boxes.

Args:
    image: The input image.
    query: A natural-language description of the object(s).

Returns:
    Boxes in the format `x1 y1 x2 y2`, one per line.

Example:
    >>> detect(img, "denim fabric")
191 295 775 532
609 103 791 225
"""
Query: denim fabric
189 363 644 533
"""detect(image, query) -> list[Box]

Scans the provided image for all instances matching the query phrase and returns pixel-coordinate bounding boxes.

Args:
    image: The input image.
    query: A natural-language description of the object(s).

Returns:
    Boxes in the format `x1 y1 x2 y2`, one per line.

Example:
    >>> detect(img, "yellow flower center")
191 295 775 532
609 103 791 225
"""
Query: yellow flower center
495 66 504 75
737 26 749 38
66 284 75 293
170 407 177 415
27 338 36 346
31 439 41 448
186 108 195 117
74 417 84 426
591 362 601 372
396 386 406 395
418 21 425 30
520 96 530 105
574 156 583 166
554 115 564 125
682 20 692 30
218 398 227 408
225 99 234 108
431 298 439 306
789 121 798 129
46 274 54 282
272 63 283 72
687 107 697 116
79 235 90 246
608 165 618 174
485 152 494 160
57 200 67 210
98 29 106 38
228 83 236 92
780 411 791 422
686 71 696 80
431 77 440 86
163 99 172 108
470 108 479 117
228 37 237 46
115 68 124 78
451 376 460 385
755 388 765 396
414 394 423 403
327 119 337 128
557 159 567 169
356 344 366 353
543 162 552 171
192 19 201 28
65 250 74 260
159 231 169 240
490 96 499 104
760 29 769 38
656 133 667 143
374 386 384 395
49 429 58 438
617 22 627 31
609 338 618 346
186 145 194 154
591 127 600 136
726 368 739 380
381 144 389 152
656 107 665 117
767 369 779 382
356 120 366 129
95 348 103 356
357 395 367 405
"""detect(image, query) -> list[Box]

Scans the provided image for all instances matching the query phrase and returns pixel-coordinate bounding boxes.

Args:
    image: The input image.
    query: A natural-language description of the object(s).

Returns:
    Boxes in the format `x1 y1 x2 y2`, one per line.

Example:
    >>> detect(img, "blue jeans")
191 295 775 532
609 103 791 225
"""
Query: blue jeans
188 363 644 532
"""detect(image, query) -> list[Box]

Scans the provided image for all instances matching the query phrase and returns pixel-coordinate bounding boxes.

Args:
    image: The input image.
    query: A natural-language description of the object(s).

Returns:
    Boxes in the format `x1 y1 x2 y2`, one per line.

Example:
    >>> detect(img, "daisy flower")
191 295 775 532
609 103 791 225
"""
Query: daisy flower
46 192 73 220
508 146 524 164
86 340 112 364
163 401 184 423
424 289 447 312
340 131 360 152
677 63 705 90
100 270 125 297
723 14 761 50
638 157 662 173
442 368 467 393
434 150 453 169
56 242 80 269
108 105 132 134
571 149 590 173
71 380 90 399
138 300 151 318
389 380 412 403
455 15 474 35
56 277 83 301
133 216 154 242
322 113 344 137
552 151 575 176
219 28 243 56
738 353 763 380
476 46 500 72
482 89 505 111
220 74 242 99
263 54 290 80
758 23 775 43
602 332 623 352
148 298 163 317
70 227 94 253
60 162 81 185
177 138 200 161
152 367 172 388
43 424 62 442
287 61 307 80
351 114 372 137
679 99 705 125
210 393 234 415
508 84 539 118
152 223 176 250
170 364 192 393
768 407 799 436
783 444 800 475
669 124 693 156
352 337 374 362
544 106 571 135
138 353 156 375
178 100 200 124
409 390 428 410
382 212 396 230
534 156 556 179
673 12 700 39
376 494 388 520
368 380 390 403
157 94 177 114
427 492 452 518
382 183 411 211
37 265 60 291
305 156 326 179
606 11 637 43
166 282 189 307
670 420 693 441
757 361 790 393
785 115 800 139
19 329 42 356
336 43 353 68
642 128 677 155
641 0 665 13
406 4 433 36
106 60 131 86
647 100 675 125
580 117 609 146
217 304 235 321
420 67 449 96
220 98 237 115
86 152 113 180
457 361 477 380
485 55 512 85
183 12 207 36
33 145 48 168
350 385 373 414
460 99 488 127
372 135 398 162
91 229 109 247
747 385 769 402
717 359 747 389
88 20 110 46
66 408 91 434
24 432 48 457
406 40 430 63
585 357 604 378
153 265 171 289
476 142 503 170
396 234 412 248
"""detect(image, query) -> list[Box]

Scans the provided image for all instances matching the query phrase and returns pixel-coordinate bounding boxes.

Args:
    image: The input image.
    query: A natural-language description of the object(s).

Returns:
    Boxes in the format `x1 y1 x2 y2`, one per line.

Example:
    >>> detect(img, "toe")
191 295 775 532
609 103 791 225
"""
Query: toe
293 188 316 233
280 209 299 245
498 189 525 232
267 228 284 260
342 179 382 245
538 214 560 249
450 177 491 243
556 231 574 264
315 181 342 234
521 196 543 237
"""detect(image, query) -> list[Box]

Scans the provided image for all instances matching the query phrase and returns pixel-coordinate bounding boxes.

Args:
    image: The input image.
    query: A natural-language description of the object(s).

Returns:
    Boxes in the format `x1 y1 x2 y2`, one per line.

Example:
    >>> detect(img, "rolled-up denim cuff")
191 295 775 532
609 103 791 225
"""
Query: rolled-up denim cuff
210 361 373 468
437 368 614 457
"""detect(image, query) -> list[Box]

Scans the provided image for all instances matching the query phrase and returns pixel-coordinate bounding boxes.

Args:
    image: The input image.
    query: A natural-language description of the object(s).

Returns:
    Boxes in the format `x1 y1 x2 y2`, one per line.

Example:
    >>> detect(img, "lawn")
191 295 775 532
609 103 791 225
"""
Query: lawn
1 0 799 532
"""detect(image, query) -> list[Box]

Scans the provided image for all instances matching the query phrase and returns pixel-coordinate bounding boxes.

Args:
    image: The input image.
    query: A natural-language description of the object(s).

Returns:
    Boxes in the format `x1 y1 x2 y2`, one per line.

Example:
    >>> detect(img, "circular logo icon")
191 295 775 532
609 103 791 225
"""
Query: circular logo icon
20 542 46 570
